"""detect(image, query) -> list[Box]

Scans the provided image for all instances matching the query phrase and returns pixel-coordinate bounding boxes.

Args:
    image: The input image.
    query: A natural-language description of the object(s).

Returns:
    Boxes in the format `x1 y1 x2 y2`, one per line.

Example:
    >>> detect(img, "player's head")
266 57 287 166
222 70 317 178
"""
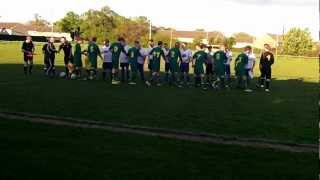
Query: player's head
158 41 163 47
149 39 154 47
60 37 66 44
26 36 32 43
118 37 125 44
90 37 97 43
164 43 168 49
264 44 271 52
207 46 213 51
181 42 187 49
134 40 140 48
224 44 230 51
199 43 206 50
245 45 252 53
76 37 83 44
104 39 110 46
49 37 55 43
174 42 180 48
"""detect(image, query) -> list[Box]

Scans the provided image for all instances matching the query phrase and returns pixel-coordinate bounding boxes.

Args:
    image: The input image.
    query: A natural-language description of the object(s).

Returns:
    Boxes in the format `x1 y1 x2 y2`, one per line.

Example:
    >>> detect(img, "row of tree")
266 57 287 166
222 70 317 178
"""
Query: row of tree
52 6 315 56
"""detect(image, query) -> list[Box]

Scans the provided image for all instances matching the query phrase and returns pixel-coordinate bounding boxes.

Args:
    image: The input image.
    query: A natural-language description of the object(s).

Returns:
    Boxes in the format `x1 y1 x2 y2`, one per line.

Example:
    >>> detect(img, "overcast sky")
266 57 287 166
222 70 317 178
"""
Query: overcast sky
0 0 318 40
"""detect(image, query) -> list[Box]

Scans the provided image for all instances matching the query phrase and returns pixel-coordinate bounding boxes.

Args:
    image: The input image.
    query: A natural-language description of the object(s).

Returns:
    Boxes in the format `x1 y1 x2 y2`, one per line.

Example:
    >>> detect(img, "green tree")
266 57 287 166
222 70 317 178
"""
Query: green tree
192 35 205 48
208 31 225 45
224 37 236 48
80 6 118 42
283 28 313 56
54 11 81 32
233 32 253 43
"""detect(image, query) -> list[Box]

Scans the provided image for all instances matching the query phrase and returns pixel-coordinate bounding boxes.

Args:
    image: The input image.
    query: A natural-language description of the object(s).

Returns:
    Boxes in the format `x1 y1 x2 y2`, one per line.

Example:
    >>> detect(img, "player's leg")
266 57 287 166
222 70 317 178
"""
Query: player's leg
257 68 266 88
137 63 145 82
23 57 28 76
64 57 69 77
265 67 272 92
164 62 170 83
225 64 231 86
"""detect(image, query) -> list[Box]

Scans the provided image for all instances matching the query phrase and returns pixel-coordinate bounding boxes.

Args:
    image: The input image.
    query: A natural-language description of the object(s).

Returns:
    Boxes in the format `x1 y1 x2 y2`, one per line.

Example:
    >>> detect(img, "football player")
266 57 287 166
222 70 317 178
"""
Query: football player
192 43 208 90
257 44 275 92
21 36 35 75
146 41 166 87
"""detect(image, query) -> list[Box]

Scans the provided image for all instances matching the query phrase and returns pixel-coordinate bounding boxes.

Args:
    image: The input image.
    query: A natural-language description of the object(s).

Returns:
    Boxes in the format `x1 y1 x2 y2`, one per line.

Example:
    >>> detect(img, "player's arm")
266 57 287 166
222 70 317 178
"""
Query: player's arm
269 53 275 65
97 45 103 60
192 53 196 67
21 42 28 54
160 50 166 62
58 44 63 53
178 50 183 63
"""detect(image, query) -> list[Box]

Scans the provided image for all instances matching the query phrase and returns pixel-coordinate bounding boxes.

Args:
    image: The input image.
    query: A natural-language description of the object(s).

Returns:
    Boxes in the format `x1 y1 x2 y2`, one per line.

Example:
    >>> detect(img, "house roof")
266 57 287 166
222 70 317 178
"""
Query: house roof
0 22 51 35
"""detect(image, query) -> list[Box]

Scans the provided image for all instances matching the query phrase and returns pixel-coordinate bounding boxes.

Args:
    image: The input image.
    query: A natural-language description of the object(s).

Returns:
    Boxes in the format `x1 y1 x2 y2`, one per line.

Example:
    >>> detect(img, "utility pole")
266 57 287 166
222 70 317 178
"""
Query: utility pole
149 19 152 40
169 28 173 48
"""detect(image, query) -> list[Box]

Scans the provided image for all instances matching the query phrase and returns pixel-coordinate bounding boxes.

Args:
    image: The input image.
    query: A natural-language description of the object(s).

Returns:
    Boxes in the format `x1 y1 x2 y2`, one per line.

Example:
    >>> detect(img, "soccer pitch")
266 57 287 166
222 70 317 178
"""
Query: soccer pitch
0 41 318 179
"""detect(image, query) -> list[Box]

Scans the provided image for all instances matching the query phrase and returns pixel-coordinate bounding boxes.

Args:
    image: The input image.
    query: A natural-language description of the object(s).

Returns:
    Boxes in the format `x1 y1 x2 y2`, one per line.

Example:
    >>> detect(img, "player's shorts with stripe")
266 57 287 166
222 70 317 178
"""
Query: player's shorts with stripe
24 54 33 62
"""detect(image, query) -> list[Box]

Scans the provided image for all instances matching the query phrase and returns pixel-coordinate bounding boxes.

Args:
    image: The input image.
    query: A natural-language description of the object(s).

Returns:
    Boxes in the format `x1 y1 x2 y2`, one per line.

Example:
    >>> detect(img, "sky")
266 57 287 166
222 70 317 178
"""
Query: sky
0 0 318 40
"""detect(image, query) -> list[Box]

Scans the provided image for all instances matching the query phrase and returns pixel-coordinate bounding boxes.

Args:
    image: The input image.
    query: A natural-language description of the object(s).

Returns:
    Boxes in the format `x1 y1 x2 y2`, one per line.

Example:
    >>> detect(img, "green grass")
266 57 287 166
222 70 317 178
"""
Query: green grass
0 41 318 144
0 119 316 180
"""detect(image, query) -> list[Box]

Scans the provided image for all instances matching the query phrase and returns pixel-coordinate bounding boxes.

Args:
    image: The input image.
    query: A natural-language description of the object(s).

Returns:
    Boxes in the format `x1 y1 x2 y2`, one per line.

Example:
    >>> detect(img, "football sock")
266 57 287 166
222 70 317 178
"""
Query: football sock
24 66 28 75
29 65 33 75
266 79 270 89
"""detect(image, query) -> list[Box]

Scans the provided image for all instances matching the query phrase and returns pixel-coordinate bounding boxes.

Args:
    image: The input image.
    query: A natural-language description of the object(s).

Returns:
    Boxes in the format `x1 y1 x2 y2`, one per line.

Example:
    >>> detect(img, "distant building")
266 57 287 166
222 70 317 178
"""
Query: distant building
0 22 71 41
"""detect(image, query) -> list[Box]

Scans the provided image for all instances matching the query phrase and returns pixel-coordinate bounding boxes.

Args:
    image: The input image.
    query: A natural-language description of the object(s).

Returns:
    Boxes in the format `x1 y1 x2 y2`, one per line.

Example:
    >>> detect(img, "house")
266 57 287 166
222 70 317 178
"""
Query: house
0 22 71 41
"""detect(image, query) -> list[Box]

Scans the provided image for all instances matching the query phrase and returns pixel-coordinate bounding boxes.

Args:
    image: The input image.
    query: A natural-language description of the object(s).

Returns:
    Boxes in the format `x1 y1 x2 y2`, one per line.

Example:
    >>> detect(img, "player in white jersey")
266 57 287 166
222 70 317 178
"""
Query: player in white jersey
119 42 130 82
180 43 192 85
245 46 256 92
137 48 147 81
224 46 233 86
147 39 155 77
101 39 112 81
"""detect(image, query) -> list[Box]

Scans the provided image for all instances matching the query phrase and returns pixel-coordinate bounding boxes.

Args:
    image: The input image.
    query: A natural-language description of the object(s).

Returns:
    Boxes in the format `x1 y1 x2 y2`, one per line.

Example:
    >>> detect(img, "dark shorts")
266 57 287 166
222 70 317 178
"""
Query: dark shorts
64 56 74 65
24 54 33 62
206 64 213 75
103 62 113 70
165 62 170 72
180 63 189 73
120 63 129 69
260 67 272 79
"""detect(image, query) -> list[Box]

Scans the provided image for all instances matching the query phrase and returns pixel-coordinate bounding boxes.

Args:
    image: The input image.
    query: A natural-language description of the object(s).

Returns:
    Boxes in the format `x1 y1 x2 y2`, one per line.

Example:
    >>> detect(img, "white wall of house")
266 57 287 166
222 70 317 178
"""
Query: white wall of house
27 31 72 41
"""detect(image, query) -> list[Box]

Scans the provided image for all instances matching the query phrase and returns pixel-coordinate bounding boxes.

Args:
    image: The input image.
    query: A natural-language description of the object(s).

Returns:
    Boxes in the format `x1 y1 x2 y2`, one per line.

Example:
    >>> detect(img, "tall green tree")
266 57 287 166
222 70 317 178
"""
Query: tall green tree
283 28 313 56
233 32 253 42
54 11 81 32
224 37 236 48
208 31 225 45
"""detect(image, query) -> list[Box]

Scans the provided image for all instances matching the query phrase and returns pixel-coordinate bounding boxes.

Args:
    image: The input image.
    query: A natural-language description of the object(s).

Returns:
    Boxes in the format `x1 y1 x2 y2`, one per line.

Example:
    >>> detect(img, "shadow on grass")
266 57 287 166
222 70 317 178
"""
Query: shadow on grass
0 63 318 144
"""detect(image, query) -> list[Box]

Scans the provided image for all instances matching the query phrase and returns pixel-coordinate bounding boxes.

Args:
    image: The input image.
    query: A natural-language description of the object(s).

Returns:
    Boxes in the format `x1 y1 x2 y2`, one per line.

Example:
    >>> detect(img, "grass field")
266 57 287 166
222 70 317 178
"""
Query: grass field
0 41 318 179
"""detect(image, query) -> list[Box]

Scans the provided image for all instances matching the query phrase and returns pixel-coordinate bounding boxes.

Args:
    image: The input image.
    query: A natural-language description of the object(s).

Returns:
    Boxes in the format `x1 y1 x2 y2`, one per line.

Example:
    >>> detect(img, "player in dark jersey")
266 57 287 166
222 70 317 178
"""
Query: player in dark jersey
58 37 73 77
21 36 35 75
43 37 58 77
257 44 275 92
146 41 166 87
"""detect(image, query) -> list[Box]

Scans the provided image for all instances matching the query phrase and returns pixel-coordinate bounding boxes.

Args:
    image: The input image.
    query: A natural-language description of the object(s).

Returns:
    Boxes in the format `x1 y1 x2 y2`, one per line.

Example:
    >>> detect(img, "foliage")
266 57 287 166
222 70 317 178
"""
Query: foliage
208 31 225 45
233 32 253 43
54 12 81 33
224 37 236 48
283 28 313 56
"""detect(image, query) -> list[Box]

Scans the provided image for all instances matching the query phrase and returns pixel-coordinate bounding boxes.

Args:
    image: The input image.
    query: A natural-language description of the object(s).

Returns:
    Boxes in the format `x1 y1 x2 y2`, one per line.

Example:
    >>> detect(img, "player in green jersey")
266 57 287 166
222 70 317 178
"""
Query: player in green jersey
110 37 126 84
192 44 208 90
87 37 102 80
128 40 142 85
213 45 228 89
168 42 183 86
235 47 249 91
73 37 83 78
146 41 166 87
